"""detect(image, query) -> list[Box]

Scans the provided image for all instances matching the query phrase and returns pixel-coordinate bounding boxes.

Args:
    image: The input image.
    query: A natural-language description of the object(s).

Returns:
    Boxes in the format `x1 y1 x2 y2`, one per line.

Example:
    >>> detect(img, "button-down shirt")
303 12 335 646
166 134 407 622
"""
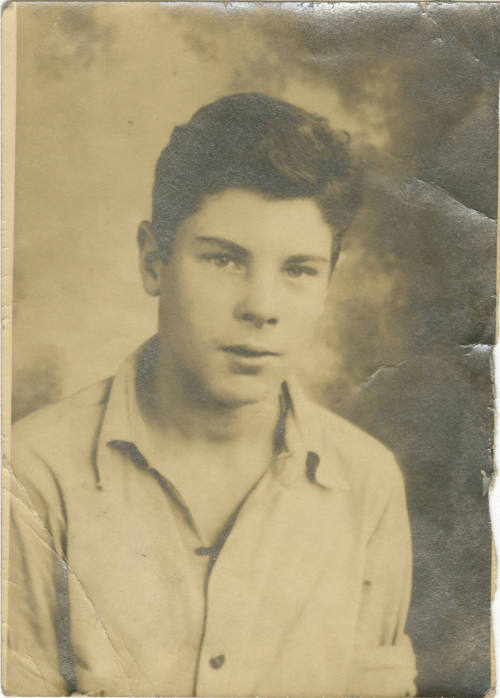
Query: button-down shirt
5 339 417 697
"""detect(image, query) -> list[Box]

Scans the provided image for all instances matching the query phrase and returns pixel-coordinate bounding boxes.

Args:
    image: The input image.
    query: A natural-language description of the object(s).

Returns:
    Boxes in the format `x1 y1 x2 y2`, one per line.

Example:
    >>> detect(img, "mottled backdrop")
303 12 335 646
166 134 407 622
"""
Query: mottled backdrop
11 3 498 695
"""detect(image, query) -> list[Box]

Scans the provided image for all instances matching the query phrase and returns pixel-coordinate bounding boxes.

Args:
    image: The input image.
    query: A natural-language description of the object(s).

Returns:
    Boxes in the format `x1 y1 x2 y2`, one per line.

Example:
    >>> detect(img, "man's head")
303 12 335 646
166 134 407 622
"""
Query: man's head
139 94 363 408
151 92 362 270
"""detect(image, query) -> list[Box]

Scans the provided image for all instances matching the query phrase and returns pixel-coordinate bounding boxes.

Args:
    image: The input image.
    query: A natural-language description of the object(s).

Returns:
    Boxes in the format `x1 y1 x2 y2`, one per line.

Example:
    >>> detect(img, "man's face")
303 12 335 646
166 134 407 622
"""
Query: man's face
156 188 332 407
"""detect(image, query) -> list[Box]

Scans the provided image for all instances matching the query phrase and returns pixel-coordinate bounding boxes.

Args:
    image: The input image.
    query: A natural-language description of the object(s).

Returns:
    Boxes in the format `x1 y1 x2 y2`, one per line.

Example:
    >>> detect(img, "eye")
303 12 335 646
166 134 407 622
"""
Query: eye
204 253 244 272
285 265 318 278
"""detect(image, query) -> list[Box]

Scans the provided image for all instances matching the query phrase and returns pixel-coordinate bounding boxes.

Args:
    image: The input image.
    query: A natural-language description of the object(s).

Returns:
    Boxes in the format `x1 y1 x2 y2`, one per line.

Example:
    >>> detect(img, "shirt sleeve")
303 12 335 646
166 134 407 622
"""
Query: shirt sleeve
4 439 73 697
345 462 417 697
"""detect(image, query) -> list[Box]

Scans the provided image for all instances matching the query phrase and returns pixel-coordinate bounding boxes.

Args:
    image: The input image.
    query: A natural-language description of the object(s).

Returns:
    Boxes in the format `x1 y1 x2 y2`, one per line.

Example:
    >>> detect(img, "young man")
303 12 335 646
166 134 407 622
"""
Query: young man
6 93 417 697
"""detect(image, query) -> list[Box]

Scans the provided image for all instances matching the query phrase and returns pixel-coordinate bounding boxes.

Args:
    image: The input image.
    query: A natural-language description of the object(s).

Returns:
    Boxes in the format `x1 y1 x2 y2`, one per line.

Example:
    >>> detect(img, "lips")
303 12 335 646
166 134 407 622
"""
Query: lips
221 345 279 358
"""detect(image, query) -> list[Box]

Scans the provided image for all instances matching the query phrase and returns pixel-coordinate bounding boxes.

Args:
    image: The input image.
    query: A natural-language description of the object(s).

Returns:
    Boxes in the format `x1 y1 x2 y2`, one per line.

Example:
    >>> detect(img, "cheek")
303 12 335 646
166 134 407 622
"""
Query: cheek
280 292 327 357
284 288 327 329
162 262 234 335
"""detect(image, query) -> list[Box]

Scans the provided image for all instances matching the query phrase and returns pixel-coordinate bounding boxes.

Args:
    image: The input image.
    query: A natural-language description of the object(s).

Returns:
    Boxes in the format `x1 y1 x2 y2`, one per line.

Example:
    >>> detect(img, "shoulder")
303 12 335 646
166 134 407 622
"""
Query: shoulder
13 377 112 445
11 377 113 480
300 395 404 495
304 398 409 536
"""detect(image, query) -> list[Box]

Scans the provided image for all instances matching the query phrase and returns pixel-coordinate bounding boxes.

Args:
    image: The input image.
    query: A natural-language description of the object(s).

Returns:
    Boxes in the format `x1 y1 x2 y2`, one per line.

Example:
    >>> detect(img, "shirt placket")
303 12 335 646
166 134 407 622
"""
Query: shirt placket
190 469 268 695
192 448 305 697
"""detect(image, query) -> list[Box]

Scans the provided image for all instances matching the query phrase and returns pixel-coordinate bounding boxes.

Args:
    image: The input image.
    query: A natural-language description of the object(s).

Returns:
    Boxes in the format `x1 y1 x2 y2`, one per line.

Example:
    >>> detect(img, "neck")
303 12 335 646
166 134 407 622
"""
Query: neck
137 337 281 445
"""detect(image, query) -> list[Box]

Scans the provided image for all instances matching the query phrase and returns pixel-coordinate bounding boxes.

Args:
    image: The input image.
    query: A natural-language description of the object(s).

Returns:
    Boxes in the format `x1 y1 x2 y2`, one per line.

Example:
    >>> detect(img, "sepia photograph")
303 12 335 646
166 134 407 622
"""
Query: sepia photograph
2 2 498 696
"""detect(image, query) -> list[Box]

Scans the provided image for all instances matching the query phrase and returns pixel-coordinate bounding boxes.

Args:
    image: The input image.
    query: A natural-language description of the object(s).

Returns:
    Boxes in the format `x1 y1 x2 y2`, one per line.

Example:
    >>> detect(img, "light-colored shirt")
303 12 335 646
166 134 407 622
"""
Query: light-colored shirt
5 339 417 697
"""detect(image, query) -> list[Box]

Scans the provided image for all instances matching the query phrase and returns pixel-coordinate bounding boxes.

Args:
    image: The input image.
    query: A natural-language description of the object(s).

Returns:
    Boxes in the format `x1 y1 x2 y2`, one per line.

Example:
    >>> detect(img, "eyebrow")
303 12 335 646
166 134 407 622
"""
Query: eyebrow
195 236 329 265
195 236 249 257
285 254 329 265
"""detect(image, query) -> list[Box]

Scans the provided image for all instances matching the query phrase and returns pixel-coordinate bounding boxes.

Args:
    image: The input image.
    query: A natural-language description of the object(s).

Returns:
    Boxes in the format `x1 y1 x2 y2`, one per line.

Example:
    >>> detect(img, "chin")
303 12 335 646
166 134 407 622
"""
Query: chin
209 374 280 408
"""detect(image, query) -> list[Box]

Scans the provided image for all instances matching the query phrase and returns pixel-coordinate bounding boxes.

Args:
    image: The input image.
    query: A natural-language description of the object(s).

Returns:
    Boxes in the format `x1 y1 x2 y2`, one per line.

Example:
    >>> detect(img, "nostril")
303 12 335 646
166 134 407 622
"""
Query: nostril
238 310 278 326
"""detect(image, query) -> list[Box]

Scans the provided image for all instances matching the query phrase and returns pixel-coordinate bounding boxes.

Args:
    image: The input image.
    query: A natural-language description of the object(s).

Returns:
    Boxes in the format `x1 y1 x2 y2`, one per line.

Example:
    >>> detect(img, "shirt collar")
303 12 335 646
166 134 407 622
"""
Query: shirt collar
95 337 349 492
275 375 350 491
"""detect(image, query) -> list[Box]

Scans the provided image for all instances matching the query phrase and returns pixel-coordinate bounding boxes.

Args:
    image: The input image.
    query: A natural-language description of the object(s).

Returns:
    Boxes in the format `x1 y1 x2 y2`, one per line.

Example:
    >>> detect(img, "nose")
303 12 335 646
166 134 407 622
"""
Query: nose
233 273 280 328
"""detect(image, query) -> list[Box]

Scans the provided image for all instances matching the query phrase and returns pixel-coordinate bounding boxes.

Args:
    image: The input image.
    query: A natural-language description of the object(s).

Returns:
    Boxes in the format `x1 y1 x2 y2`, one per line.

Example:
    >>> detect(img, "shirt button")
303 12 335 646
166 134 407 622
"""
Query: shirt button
209 654 225 669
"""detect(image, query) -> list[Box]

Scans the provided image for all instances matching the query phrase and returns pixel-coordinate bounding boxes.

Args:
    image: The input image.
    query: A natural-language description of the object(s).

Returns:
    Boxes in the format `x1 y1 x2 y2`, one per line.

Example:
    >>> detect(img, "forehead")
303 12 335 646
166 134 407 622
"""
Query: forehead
178 188 333 253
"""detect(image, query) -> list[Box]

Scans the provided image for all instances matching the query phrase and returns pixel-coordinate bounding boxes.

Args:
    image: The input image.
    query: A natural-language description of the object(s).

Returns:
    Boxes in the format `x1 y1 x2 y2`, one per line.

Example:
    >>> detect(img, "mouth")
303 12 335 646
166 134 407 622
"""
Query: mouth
221 345 280 358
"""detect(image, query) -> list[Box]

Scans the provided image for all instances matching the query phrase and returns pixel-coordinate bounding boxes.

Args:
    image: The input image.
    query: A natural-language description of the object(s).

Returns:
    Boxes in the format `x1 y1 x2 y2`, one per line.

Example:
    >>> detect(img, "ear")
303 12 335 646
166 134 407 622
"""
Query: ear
138 221 163 296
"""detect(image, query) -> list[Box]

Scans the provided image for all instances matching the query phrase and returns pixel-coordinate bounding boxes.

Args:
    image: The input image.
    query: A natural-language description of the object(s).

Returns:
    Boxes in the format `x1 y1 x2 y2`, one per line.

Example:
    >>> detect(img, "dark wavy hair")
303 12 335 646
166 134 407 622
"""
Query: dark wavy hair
152 93 363 269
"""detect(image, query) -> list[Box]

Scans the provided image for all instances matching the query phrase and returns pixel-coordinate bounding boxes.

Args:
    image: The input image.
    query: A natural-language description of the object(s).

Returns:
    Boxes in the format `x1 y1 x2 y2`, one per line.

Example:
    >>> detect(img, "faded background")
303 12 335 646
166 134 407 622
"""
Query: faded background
11 2 498 695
